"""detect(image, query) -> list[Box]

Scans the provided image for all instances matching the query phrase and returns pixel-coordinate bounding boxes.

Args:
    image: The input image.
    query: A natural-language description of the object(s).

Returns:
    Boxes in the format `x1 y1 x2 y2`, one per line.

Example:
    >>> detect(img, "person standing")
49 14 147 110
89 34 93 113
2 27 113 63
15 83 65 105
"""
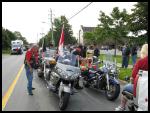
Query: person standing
131 44 137 67
83 45 87 58
24 45 38 95
125 44 131 68
93 44 100 58
122 45 127 68
71 46 83 89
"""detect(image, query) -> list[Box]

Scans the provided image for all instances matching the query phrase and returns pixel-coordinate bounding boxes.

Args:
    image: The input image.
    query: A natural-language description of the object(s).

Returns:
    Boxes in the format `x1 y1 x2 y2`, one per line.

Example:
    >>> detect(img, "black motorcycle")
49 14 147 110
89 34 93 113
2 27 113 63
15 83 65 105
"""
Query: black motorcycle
82 55 120 101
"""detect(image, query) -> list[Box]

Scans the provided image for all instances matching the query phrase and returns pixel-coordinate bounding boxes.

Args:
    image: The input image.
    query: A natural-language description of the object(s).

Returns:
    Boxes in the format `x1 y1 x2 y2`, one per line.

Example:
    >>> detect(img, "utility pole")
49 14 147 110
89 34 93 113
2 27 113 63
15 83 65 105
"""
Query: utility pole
79 30 81 44
49 8 54 47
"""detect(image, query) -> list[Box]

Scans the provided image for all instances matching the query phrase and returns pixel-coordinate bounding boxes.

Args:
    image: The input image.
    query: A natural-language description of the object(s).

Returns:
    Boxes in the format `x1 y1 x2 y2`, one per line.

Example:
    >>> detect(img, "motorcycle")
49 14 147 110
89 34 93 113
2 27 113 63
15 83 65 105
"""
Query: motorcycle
38 51 81 110
81 54 120 101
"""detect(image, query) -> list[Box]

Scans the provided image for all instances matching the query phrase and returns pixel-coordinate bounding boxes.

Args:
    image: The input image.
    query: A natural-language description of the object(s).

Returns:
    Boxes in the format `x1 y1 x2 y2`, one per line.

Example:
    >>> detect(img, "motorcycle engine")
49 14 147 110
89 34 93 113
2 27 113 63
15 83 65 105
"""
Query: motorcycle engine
50 71 60 85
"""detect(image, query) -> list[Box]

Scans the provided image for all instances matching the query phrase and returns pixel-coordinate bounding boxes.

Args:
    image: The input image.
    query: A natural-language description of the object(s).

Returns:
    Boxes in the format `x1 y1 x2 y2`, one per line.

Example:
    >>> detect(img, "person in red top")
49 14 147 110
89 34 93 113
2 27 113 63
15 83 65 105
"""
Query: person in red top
24 44 38 95
115 44 148 111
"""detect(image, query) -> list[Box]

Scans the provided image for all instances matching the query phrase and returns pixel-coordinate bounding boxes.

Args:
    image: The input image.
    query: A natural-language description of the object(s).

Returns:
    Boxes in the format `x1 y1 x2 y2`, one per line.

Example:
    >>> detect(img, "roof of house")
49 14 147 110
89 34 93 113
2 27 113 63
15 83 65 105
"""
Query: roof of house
81 25 96 32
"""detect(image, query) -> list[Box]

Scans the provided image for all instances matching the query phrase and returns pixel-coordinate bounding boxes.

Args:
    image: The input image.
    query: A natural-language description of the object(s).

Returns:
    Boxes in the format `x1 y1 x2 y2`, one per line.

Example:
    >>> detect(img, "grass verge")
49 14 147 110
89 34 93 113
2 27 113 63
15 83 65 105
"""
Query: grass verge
2 49 11 54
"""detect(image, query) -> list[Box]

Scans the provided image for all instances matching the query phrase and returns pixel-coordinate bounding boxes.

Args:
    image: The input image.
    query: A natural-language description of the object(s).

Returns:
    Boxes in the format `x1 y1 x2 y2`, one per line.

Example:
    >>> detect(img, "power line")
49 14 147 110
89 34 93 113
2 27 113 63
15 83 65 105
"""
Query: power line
68 2 93 21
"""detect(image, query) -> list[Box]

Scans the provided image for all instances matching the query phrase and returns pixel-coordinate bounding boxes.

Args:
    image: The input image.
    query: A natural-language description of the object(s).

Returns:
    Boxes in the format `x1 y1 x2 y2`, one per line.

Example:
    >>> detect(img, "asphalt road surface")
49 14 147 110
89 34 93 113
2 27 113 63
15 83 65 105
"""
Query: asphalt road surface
2 52 124 111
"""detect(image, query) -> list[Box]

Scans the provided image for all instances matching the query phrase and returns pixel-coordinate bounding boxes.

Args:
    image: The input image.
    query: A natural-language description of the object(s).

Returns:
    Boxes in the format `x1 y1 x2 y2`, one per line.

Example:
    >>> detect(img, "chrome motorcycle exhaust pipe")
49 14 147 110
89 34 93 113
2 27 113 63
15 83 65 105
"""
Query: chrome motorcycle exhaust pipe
106 74 110 90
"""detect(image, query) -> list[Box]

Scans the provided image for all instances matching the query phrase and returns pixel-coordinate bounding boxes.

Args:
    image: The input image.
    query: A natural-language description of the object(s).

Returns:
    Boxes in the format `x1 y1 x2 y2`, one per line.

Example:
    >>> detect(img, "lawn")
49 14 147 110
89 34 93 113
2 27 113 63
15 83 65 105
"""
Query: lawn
118 68 132 80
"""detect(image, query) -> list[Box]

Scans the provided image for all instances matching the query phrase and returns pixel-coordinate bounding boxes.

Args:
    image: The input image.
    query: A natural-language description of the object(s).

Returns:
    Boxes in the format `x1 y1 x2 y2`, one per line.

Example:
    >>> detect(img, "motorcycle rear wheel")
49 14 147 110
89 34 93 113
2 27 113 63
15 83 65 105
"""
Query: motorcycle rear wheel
59 92 70 110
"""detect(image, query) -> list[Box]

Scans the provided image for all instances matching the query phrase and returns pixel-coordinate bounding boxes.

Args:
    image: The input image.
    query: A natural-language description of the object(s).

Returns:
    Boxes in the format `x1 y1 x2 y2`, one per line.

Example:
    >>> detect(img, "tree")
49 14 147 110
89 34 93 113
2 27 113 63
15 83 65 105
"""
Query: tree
38 16 76 47
128 2 148 45
2 27 29 50
83 32 95 45
14 31 29 45
53 16 76 47
2 27 16 49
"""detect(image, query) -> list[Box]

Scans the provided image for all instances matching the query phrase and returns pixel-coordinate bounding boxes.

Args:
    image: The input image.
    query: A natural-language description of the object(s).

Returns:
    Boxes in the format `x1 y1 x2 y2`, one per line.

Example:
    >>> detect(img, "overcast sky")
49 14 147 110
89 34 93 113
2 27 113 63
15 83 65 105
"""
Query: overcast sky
2 2 137 43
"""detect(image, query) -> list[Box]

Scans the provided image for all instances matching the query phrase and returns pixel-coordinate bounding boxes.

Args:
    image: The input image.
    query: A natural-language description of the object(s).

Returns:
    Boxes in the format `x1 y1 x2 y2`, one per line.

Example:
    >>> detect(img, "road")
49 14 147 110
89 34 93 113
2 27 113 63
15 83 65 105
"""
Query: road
2 52 124 111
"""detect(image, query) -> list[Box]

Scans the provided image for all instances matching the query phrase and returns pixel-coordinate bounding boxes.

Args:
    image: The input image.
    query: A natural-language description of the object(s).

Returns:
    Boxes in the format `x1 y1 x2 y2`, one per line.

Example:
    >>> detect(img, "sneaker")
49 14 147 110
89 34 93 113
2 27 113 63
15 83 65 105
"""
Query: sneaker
115 106 125 111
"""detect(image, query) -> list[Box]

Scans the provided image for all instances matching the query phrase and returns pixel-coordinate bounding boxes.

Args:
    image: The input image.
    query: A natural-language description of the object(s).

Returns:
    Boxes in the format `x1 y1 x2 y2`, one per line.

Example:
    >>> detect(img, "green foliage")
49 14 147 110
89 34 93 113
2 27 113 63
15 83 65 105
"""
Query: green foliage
119 68 132 80
128 2 148 44
2 27 29 50
14 31 29 45
39 16 77 47
95 7 130 46
83 2 148 47
83 32 95 45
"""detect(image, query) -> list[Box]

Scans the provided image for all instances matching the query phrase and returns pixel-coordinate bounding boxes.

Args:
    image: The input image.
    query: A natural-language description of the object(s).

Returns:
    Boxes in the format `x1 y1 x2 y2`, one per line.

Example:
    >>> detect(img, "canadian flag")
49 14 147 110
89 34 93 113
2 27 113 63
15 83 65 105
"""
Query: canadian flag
58 25 64 56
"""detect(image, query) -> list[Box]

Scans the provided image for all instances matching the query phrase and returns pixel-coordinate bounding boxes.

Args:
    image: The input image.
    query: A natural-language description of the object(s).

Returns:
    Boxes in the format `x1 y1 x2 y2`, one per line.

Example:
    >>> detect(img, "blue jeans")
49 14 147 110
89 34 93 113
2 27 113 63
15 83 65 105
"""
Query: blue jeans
122 56 126 68
25 65 33 94
125 56 129 68
123 84 133 94
132 54 137 67
122 56 129 68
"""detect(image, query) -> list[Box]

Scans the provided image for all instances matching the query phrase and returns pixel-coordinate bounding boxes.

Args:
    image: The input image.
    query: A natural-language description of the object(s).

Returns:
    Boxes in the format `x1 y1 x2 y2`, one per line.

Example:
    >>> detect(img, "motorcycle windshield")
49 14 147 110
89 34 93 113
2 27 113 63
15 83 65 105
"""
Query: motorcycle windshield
103 50 116 66
56 52 81 79
57 52 78 67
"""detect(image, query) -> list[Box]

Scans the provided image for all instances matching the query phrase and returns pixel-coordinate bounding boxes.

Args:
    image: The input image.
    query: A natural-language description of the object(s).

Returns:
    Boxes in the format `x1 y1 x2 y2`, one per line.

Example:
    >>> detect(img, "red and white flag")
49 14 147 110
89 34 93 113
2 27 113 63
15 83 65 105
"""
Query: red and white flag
58 25 64 56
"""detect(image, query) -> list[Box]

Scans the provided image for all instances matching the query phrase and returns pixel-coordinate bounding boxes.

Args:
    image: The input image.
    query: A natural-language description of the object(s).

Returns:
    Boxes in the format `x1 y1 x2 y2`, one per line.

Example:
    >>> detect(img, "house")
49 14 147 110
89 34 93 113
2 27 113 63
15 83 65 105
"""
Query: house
78 25 96 45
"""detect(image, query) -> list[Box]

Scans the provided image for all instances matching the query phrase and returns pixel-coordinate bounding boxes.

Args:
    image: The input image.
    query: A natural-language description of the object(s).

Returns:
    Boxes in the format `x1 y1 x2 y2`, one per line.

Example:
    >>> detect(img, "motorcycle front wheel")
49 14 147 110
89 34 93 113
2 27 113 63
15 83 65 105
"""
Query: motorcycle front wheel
59 92 70 110
105 83 120 101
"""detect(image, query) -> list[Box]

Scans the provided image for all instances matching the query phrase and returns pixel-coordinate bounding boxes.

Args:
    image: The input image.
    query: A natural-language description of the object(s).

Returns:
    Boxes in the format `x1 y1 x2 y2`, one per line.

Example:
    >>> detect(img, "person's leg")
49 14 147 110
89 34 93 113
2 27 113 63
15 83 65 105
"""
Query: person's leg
28 71 33 94
115 84 133 111
25 66 31 94
25 66 33 94
122 56 124 68
123 56 126 68
124 56 126 68
125 56 129 68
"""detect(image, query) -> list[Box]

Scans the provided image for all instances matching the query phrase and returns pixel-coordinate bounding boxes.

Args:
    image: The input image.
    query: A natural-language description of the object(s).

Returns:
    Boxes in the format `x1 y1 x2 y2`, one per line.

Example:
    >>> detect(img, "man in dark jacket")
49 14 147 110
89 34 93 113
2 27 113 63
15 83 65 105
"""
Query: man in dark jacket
94 44 100 57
